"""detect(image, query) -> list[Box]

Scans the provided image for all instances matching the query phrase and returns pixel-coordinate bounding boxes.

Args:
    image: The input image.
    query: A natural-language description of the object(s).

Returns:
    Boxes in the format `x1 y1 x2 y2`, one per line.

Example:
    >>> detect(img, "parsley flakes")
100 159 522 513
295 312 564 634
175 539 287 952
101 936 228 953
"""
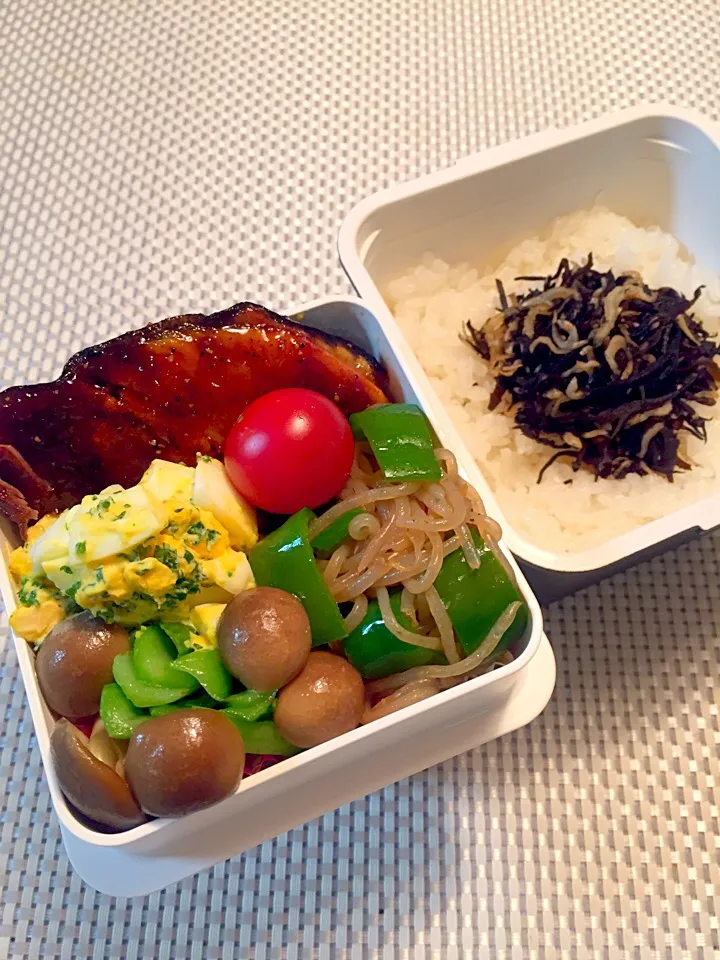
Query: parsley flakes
18 577 39 607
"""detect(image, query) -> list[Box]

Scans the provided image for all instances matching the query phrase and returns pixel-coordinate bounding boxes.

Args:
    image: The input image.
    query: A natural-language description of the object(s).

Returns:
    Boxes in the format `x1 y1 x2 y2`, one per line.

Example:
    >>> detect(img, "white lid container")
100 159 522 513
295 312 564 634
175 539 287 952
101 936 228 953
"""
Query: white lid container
339 105 720 596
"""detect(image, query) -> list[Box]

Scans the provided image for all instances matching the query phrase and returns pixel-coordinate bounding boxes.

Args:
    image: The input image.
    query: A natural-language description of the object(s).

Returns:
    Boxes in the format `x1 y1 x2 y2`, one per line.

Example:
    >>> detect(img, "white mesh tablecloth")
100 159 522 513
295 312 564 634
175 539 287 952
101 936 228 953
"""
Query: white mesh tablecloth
1 0 718 956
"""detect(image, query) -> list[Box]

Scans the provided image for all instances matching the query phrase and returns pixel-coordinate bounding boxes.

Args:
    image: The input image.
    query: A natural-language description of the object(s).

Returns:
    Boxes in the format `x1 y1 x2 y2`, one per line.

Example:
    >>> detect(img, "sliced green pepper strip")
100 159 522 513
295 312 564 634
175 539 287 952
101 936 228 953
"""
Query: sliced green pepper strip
149 692 218 717
349 403 442 483
221 714 300 756
434 530 528 656
249 508 347 646
159 621 196 655
223 690 276 721
310 507 364 557
343 589 446 679
99 682 149 739
132 624 200 693
112 652 193 709
349 416 366 441
172 649 233 701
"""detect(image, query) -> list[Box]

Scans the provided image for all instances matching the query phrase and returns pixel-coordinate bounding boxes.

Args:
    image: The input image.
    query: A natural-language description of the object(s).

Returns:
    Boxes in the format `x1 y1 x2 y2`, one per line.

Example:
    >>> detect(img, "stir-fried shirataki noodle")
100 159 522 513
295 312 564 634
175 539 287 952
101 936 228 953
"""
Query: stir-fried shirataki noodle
310 443 518 724
4 305 528 831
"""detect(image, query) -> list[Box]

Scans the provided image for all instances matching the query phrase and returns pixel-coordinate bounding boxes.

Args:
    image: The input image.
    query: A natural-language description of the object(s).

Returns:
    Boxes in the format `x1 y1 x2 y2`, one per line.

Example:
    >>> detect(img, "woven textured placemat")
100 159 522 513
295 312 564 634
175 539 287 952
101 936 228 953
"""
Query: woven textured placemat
0 0 718 956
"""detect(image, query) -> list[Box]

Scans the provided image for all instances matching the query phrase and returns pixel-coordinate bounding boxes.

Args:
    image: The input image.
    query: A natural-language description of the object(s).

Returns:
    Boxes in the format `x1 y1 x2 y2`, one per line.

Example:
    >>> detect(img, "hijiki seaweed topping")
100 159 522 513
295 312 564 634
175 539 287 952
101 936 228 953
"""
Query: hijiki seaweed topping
465 255 720 482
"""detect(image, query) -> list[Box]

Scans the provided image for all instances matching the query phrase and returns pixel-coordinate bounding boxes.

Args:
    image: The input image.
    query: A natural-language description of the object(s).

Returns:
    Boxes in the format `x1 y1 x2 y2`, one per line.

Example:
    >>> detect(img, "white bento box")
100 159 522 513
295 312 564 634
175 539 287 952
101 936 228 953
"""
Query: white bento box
0 297 552 891
339 104 720 600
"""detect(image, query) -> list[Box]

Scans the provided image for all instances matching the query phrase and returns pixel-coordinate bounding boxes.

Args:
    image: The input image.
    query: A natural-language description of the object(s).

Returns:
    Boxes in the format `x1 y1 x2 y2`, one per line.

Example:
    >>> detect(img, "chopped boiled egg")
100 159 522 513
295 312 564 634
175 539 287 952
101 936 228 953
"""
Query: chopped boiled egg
9 590 65 644
9 572 78 645
41 556 91 593
104 596 163 626
141 459 195 505
193 456 258 549
9 546 32 580
201 549 254 596
124 557 177 597
183 509 230 559
183 582 233 608
26 513 58 545
28 506 79 574
13 457 260 632
97 560 134 601
190 603 226 647
67 485 167 564
148 533 196 578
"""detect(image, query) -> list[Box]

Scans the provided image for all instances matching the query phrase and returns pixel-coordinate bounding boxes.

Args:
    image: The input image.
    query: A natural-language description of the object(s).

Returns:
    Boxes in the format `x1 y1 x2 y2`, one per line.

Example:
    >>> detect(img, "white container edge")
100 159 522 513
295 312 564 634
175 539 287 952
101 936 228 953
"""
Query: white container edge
338 102 720 574
0 295 545 852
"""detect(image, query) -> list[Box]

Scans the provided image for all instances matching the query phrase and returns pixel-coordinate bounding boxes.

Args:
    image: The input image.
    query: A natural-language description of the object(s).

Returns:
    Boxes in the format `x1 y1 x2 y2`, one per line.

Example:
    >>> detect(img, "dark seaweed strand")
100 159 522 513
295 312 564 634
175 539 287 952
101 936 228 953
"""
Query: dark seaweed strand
464 255 720 482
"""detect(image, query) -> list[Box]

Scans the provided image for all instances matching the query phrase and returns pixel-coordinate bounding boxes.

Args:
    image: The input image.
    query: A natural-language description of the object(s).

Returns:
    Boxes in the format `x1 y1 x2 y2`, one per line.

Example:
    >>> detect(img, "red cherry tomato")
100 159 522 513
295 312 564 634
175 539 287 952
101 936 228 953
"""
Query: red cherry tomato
224 388 355 514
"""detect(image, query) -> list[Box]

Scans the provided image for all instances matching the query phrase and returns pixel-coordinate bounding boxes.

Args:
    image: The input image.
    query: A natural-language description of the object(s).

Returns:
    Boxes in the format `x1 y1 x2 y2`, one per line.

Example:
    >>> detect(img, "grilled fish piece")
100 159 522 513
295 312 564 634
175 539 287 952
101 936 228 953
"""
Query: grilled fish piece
0 302 388 530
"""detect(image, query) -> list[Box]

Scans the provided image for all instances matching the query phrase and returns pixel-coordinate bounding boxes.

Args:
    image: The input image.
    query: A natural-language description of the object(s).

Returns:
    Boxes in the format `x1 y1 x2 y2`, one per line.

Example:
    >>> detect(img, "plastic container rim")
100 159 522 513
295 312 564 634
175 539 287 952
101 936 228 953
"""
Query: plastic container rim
338 103 720 574
1 295 544 849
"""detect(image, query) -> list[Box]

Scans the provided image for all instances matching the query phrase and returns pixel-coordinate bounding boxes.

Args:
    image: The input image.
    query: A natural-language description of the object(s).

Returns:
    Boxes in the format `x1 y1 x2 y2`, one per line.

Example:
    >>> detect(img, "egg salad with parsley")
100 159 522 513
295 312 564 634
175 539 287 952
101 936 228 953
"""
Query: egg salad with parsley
9 457 258 645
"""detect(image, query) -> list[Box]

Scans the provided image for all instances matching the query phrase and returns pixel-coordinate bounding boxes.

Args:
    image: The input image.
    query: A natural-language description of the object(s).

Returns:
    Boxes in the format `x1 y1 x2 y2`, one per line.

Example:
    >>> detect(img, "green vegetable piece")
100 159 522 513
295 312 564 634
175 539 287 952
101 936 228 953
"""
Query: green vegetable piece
349 416 366 441
172 649 233 701
434 530 528 656
223 690 276 722
148 692 218 717
349 403 442 482
221 715 300 756
99 683 149 739
310 507 364 556
159 621 195 655
18 576 40 607
132 624 200 693
147 703 188 718
249 508 347 646
343 590 446 679
112 652 193 709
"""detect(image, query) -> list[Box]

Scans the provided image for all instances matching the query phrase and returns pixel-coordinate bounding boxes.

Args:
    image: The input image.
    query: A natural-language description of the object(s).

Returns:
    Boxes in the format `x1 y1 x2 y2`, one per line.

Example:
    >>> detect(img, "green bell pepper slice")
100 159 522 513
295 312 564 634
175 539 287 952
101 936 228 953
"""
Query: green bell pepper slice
171 648 233 701
148 692 218 717
349 403 442 483
221 714 300 756
343 589 446 679
309 507 364 557
249 508 347 646
132 624 200 693
223 690 276 721
99 682 149 739
159 621 196 655
434 530 528 656
112 652 194 709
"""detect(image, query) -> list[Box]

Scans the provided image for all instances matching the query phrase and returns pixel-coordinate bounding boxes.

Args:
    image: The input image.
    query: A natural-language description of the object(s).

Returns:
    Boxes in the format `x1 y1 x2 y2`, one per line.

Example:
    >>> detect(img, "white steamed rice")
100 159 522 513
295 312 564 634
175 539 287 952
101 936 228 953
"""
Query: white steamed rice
387 207 720 554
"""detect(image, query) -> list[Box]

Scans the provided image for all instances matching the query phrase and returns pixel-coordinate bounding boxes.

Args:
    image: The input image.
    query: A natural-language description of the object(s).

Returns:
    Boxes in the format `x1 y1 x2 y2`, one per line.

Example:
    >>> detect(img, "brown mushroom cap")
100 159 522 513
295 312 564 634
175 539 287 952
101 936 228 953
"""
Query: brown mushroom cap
50 718 145 831
217 586 312 692
124 709 245 818
274 651 365 749
36 611 130 720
